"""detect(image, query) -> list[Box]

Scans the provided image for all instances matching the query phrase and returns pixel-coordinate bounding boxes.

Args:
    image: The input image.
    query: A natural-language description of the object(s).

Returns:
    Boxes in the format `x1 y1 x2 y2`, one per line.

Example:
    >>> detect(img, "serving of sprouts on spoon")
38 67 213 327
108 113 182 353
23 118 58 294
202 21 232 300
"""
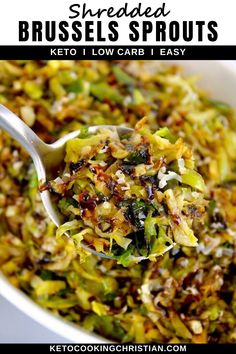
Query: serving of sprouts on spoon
40 117 207 265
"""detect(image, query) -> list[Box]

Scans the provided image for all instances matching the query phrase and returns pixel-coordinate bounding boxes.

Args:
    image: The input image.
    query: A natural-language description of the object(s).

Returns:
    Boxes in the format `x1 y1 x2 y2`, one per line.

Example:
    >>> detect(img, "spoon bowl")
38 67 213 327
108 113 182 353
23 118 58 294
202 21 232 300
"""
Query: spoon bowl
0 104 133 258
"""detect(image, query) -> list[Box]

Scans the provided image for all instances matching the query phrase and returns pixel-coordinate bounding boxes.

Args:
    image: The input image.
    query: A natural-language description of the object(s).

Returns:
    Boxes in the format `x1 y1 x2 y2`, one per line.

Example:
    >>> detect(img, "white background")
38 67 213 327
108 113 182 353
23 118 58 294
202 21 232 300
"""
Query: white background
0 296 68 343
0 0 235 45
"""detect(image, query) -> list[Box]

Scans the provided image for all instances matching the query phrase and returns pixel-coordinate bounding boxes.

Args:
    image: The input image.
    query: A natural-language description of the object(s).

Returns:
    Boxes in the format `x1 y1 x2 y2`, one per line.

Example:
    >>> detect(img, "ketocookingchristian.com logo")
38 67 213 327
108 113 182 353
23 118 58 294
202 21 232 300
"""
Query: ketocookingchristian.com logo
49 344 187 352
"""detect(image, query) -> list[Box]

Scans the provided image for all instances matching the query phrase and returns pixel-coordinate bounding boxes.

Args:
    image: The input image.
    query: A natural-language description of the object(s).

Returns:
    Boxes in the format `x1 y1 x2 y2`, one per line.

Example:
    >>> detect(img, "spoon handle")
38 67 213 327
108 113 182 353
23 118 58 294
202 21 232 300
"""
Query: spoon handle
0 104 47 165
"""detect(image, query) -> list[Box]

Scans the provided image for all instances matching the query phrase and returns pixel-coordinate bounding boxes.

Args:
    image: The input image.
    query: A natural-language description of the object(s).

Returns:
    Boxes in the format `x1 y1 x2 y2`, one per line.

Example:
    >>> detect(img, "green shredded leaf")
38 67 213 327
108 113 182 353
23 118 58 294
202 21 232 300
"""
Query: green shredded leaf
209 99 232 114
182 169 206 192
67 79 84 93
24 81 43 100
90 82 123 104
112 66 135 85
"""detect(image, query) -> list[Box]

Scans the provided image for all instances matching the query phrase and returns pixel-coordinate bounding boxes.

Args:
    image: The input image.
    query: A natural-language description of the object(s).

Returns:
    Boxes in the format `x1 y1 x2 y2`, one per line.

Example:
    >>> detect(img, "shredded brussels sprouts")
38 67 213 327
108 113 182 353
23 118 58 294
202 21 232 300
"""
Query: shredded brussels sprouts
0 60 235 343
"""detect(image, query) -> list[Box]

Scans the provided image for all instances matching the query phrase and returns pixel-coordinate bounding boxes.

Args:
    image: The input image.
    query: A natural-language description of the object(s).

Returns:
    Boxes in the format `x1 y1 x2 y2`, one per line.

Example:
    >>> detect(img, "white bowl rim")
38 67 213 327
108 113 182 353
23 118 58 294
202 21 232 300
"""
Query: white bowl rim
0 274 107 343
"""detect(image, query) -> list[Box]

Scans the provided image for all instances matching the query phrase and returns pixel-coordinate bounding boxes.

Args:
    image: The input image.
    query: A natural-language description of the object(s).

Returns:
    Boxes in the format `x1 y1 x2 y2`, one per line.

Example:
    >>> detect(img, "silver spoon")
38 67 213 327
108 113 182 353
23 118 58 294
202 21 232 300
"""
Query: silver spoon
0 104 132 258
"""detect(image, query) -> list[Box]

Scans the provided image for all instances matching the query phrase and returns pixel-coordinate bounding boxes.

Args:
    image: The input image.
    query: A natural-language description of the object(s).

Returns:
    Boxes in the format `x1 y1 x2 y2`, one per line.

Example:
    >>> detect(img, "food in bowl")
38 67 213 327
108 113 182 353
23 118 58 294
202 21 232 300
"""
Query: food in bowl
40 119 206 263
0 60 235 343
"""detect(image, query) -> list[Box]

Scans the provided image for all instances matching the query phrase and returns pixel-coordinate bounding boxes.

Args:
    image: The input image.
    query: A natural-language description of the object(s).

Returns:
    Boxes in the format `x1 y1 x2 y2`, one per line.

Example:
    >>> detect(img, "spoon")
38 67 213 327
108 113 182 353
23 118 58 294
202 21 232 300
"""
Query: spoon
0 104 132 258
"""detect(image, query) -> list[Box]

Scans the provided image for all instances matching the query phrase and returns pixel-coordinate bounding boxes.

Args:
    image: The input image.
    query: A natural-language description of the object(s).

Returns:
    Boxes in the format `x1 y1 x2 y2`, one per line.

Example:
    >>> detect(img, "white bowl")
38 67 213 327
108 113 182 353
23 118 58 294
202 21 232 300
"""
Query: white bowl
1 60 236 342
